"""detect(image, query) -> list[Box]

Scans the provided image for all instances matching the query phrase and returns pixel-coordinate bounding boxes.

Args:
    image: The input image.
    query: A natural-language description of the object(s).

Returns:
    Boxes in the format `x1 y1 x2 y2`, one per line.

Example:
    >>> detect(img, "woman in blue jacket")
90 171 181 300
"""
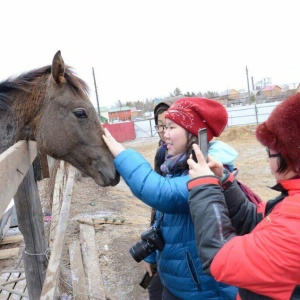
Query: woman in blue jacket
103 97 238 300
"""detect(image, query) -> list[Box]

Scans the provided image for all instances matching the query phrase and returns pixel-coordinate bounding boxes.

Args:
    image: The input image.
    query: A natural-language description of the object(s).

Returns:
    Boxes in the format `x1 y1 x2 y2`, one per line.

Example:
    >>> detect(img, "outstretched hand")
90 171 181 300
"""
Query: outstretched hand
187 144 224 179
103 127 125 157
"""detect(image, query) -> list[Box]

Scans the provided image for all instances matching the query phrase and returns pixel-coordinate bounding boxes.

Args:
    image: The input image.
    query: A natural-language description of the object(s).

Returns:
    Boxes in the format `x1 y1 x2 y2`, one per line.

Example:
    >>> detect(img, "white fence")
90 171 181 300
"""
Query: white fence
134 101 280 139
227 102 278 126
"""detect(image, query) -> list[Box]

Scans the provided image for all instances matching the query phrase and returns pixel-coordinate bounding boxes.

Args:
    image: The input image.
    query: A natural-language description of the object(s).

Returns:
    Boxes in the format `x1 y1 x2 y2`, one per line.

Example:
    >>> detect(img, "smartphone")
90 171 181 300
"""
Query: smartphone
139 264 157 289
198 128 208 162
139 271 153 289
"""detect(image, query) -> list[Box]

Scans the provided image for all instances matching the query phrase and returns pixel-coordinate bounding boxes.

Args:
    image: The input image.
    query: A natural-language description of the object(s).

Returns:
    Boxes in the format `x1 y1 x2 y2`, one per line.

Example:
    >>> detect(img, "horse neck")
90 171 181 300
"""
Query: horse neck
0 77 47 154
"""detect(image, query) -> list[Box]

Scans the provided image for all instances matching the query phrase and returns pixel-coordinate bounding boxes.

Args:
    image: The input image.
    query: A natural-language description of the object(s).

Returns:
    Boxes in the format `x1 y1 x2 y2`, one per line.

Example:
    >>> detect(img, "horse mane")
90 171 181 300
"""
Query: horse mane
0 65 90 117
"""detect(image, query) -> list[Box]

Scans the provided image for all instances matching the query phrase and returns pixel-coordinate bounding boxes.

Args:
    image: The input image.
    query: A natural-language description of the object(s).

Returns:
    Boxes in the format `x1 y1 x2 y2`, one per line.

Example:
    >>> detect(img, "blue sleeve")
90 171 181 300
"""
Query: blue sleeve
208 140 238 171
144 252 156 264
114 149 190 214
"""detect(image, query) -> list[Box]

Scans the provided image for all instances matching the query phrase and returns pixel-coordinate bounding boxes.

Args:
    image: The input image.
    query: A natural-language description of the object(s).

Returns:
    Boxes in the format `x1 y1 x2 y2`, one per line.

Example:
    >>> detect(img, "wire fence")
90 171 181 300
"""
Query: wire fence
133 101 280 139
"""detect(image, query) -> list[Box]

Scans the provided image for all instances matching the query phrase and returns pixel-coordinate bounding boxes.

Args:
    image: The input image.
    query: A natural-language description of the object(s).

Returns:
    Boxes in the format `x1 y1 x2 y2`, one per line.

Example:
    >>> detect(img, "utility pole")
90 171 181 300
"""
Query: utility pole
92 67 101 120
246 66 258 124
246 66 251 102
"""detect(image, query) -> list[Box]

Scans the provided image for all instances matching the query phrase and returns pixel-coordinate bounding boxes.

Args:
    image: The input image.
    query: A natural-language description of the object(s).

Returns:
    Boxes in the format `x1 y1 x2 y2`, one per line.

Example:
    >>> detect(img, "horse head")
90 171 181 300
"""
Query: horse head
35 51 120 187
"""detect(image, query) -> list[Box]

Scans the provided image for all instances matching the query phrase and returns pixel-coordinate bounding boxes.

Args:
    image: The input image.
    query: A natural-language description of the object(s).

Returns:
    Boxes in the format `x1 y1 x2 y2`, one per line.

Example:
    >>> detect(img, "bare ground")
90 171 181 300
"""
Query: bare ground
0 125 280 299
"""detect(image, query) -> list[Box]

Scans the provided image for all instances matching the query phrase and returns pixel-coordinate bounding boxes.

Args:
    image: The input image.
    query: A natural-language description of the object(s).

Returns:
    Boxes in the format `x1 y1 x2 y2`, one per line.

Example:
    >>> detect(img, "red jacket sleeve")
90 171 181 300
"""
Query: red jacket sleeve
211 196 300 299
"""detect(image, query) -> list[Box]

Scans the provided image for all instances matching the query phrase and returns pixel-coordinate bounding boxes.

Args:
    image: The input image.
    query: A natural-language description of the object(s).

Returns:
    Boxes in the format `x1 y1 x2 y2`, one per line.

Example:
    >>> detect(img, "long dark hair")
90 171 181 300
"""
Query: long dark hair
175 132 197 173
276 154 289 173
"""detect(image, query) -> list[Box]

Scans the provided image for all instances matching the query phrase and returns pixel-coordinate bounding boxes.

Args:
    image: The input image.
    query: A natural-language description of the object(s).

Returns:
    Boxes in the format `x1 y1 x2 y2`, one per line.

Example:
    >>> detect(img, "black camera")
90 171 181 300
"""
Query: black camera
129 227 165 262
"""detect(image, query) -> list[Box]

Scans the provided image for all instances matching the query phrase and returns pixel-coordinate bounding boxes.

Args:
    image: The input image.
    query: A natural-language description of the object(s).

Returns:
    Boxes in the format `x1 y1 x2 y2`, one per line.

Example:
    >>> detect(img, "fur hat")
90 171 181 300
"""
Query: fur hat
256 93 300 174
154 96 184 125
165 97 228 141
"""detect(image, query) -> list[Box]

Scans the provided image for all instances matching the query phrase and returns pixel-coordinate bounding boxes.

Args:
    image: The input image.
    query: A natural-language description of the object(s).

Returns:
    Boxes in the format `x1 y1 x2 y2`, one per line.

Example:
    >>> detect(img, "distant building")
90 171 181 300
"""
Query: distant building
108 106 131 123
218 89 241 106
94 106 109 123
219 89 240 100
262 85 282 98
130 107 142 120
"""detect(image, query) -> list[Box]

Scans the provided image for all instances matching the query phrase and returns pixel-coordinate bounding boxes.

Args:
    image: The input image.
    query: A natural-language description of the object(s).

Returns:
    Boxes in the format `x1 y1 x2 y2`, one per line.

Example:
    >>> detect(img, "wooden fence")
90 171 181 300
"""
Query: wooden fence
0 140 45 299
0 141 76 299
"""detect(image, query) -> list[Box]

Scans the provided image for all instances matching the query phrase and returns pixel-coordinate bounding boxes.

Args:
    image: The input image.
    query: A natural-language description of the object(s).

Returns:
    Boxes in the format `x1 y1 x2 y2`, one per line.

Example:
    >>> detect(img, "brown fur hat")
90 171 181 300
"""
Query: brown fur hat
256 93 300 174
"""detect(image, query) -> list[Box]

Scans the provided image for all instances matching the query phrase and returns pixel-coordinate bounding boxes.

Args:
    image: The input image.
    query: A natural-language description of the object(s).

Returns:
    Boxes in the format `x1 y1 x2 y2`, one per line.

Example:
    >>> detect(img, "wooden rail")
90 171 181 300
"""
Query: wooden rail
0 141 37 217
0 140 49 299
40 165 76 299
0 142 94 299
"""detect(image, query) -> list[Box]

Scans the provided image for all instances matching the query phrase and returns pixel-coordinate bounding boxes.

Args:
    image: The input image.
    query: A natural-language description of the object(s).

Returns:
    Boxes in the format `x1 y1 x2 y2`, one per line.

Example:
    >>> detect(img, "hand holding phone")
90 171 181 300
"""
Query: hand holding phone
139 264 157 289
139 271 153 289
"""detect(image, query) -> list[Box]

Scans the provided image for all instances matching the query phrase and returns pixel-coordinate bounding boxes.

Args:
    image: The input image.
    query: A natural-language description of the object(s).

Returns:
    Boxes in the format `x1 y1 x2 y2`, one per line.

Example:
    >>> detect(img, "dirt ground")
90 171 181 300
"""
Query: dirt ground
1 124 280 299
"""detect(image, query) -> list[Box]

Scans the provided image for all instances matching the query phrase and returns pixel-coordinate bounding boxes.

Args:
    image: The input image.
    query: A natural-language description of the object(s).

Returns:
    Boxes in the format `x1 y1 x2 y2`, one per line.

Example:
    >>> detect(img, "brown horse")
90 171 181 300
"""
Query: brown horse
0 51 119 187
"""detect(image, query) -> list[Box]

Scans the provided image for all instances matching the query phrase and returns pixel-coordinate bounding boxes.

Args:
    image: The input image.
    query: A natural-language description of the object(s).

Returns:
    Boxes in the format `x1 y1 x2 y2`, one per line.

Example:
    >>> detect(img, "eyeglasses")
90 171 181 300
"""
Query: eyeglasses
266 147 280 158
154 125 167 133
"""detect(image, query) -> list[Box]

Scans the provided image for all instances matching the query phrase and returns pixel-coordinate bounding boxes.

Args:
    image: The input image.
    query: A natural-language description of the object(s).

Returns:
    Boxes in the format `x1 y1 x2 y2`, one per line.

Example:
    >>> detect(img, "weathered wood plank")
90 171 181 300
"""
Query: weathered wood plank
80 221 105 299
49 161 65 247
0 285 27 298
0 273 22 299
0 248 19 260
9 273 28 300
40 166 76 299
0 141 37 217
0 273 10 299
0 272 27 300
0 235 23 245
14 166 47 300
69 240 88 300
0 275 25 287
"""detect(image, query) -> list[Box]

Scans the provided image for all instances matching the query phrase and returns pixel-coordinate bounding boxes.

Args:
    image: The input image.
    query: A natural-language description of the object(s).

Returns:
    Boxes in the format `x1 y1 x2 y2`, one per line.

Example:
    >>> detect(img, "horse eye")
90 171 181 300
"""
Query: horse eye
73 109 87 119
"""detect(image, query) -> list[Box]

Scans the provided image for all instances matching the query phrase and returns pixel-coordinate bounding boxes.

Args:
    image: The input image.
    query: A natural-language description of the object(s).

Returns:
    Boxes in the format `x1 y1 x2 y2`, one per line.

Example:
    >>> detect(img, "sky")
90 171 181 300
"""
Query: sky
1 0 300 109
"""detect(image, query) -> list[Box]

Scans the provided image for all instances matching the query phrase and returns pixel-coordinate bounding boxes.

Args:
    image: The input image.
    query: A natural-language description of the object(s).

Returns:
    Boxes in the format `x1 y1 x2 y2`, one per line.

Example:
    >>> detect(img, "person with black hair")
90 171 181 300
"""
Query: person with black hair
104 97 238 299
146 96 182 300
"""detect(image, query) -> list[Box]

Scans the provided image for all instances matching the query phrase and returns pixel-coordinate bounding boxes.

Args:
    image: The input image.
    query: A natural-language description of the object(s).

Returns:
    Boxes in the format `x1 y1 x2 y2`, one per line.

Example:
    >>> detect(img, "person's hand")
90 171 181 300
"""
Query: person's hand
102 127 126 157
187 144 224 179
142 261 154 276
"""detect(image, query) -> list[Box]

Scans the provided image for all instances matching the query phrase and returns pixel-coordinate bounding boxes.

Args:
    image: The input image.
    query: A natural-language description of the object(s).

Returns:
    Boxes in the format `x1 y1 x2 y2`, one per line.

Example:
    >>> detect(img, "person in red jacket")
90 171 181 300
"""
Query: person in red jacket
187 93 300 300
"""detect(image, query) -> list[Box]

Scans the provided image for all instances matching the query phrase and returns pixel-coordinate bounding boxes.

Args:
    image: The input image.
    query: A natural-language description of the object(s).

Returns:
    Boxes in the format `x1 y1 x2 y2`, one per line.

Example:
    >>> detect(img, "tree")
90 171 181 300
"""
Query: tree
170 88 182 97
203 91 219 98
184 91 196 97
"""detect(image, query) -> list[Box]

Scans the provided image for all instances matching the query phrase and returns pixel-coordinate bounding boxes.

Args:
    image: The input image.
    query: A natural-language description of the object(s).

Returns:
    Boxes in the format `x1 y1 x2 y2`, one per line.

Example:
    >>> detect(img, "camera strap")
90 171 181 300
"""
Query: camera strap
155 212 164 230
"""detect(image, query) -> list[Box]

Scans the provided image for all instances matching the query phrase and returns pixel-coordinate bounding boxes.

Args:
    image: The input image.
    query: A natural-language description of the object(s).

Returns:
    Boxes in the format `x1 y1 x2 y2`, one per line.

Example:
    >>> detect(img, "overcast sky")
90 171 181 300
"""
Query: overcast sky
1 0 299 108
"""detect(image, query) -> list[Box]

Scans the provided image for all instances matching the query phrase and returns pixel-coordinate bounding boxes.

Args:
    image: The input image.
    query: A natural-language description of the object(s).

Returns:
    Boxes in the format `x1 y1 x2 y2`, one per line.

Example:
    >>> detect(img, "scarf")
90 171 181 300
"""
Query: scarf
160 152 187 176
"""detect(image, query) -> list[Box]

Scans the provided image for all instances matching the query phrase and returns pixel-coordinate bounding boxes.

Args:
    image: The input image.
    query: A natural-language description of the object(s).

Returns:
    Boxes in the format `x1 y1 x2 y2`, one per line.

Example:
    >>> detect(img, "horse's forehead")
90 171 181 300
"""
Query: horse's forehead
47 81 90 105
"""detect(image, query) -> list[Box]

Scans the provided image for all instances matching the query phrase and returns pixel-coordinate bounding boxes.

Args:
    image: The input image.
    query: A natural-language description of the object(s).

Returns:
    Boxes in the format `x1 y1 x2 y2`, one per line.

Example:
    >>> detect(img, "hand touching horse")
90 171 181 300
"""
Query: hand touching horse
0 51 119 187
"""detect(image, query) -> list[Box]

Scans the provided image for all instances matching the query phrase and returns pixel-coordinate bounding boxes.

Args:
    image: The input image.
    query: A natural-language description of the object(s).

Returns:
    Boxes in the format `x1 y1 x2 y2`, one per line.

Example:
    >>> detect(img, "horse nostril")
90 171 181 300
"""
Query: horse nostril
98 169 119 186
111 172 120 186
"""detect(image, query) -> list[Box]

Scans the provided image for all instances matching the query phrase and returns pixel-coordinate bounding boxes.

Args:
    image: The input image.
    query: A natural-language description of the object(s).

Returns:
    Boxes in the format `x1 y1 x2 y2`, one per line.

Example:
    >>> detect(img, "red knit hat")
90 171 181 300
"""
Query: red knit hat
256 93 300 174
165 97 228 141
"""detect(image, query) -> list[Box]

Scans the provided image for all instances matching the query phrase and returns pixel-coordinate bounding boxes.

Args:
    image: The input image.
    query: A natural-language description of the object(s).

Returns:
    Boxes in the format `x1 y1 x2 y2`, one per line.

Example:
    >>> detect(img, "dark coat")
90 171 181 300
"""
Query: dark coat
188 175 300 300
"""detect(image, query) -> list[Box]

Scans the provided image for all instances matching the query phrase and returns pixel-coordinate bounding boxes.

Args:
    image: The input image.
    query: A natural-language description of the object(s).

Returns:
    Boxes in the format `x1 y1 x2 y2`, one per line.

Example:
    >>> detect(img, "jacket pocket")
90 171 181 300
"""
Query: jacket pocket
185 251 201 291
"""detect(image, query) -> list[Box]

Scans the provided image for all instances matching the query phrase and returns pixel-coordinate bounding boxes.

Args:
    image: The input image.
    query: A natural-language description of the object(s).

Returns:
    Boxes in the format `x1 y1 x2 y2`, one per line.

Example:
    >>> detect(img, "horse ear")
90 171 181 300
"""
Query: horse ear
52 50 66 84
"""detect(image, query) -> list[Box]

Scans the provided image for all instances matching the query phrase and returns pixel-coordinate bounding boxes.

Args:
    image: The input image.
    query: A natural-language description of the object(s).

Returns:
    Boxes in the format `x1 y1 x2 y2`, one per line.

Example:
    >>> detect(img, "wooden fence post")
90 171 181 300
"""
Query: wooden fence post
14 165 48 300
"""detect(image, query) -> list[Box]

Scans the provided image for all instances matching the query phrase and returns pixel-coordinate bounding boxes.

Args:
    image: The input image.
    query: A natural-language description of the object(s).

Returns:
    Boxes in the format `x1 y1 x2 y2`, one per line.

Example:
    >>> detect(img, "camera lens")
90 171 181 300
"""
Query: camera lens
129 240 152 262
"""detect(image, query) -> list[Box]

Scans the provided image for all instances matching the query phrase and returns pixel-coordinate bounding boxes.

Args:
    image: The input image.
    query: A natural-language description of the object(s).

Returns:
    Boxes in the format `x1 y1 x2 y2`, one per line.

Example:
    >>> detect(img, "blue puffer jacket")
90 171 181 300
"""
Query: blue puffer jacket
114 144 238 300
